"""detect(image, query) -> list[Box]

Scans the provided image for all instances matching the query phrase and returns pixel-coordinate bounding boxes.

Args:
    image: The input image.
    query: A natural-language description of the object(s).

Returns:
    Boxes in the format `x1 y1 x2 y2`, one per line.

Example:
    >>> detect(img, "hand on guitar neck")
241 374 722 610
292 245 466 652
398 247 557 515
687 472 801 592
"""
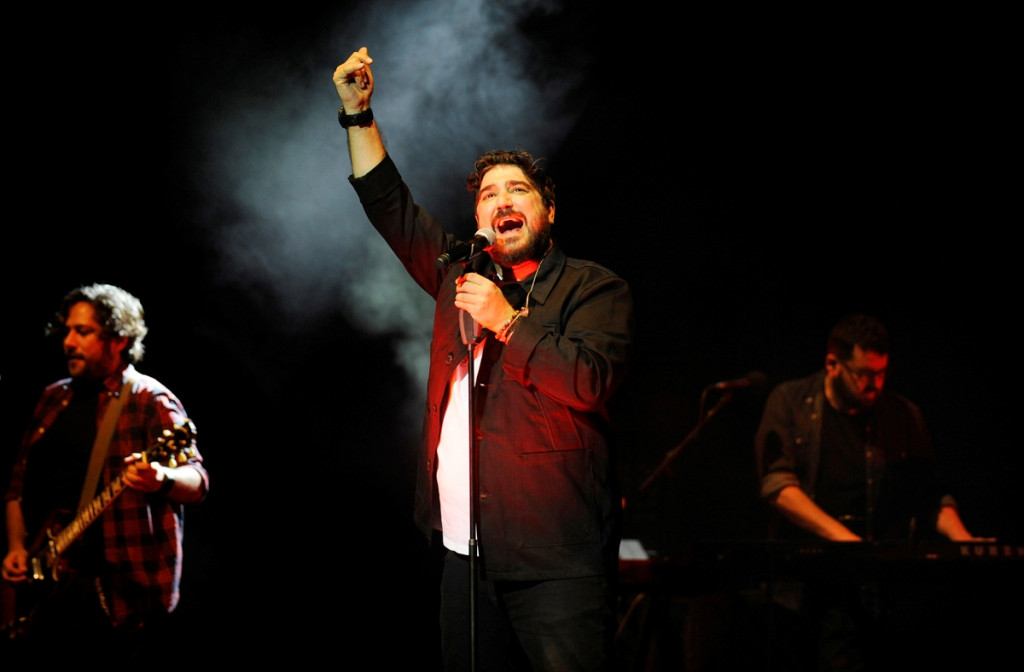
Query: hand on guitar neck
122 449 202 499
2 421 198 639
1 421 198 585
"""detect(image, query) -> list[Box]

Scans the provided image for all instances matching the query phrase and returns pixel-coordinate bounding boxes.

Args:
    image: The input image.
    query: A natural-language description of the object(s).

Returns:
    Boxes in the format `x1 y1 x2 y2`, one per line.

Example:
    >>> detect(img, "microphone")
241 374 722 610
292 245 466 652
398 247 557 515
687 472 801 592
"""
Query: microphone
436 229 496 269
712 371 768 391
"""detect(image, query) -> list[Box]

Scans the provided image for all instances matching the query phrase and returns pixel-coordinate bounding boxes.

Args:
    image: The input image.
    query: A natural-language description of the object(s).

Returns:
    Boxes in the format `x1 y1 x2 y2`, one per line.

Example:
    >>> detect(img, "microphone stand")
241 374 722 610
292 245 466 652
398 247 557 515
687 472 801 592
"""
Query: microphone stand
457 249 488 672
638 385 735 493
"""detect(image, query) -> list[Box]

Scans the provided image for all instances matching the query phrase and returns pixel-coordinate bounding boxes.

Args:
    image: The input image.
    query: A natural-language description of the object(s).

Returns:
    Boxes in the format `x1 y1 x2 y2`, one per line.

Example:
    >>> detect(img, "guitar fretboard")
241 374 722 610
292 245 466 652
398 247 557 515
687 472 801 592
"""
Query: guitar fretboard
53 474 129 556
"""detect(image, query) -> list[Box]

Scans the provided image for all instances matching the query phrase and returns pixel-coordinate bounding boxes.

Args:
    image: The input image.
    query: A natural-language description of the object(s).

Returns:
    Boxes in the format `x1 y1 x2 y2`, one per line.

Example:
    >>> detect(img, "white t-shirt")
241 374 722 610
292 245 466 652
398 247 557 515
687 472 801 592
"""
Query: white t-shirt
436 344 485 555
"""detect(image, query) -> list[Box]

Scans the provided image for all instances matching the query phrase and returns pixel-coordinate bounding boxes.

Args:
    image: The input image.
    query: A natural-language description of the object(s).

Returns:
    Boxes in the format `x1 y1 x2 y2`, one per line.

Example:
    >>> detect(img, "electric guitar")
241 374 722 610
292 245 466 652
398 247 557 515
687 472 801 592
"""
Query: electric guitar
1 420 196 639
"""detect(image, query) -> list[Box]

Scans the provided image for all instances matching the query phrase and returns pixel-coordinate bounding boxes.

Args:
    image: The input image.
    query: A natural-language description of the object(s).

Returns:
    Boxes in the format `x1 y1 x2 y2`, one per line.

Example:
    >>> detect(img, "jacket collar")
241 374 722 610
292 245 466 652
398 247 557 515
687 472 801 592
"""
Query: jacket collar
490 244 565 308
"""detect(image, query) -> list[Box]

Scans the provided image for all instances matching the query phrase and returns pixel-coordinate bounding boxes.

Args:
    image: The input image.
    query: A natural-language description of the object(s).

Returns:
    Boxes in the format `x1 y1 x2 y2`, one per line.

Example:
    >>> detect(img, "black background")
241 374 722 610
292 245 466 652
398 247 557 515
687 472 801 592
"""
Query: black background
2 3 1017 665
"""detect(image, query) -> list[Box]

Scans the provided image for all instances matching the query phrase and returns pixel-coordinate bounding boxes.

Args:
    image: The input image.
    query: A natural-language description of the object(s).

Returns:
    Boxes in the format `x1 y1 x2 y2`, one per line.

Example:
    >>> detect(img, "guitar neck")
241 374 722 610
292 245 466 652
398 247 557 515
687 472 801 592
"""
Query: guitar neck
51 474 129 557
40 420 193 564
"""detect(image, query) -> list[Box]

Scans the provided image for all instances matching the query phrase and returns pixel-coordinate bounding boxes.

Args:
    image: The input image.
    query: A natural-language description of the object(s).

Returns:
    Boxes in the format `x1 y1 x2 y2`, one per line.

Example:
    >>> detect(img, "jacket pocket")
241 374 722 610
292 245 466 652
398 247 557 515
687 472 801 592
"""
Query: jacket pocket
514 448 599 548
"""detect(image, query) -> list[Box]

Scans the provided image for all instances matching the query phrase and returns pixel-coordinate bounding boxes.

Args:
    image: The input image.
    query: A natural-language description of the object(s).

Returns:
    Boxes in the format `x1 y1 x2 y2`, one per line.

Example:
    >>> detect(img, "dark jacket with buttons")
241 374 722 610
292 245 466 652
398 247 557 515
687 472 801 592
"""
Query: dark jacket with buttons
756 370 953 540
350 156 633 579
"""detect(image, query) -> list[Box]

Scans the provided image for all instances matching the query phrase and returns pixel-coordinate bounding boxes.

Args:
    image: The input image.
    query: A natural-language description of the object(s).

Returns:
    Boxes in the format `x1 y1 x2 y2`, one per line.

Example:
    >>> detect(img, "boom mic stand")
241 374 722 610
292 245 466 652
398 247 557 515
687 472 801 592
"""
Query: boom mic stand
638 384 736 494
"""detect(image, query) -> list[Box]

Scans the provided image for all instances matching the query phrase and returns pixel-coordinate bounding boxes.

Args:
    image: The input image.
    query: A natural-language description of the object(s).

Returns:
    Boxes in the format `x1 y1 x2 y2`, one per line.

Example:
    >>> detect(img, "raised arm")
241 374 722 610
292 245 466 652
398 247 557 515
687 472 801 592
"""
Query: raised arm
333 47 386 177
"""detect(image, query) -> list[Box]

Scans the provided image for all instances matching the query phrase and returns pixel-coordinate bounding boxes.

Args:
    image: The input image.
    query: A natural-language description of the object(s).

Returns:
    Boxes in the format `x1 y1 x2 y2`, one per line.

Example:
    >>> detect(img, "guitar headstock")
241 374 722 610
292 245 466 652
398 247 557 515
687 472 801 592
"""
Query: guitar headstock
145 419 197 468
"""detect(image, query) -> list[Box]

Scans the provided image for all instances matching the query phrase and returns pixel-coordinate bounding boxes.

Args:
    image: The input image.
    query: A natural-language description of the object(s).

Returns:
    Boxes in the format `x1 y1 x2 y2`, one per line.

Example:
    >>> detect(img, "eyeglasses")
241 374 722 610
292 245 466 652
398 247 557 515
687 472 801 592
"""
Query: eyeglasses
839 360 887 384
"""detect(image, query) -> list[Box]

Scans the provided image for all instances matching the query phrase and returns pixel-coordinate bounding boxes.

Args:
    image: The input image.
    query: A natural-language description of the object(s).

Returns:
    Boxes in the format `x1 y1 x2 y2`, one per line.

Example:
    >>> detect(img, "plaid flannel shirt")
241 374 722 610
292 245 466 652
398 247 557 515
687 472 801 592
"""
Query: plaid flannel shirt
5 364 208 627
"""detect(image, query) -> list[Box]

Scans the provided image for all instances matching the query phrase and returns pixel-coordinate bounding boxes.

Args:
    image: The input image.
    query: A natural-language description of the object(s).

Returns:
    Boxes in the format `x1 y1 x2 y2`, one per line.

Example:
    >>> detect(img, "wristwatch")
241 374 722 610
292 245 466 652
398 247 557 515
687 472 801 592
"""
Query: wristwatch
338 107 374 128
158 474 175 495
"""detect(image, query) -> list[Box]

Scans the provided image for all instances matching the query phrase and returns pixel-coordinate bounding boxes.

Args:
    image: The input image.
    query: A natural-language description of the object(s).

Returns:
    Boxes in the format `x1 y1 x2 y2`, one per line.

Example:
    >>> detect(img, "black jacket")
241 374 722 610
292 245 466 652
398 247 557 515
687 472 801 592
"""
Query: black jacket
350 156 633 579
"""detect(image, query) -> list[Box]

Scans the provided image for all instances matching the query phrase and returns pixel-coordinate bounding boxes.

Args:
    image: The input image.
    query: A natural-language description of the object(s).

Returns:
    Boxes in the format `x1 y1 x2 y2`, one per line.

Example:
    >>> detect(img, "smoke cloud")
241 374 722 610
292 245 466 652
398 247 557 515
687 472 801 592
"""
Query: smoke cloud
192 0 592 394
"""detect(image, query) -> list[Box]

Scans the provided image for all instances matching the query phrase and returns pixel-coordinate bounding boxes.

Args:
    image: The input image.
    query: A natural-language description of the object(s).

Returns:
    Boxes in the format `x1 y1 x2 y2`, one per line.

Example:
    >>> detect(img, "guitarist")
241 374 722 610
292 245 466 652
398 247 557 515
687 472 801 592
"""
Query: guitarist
1 283 208 659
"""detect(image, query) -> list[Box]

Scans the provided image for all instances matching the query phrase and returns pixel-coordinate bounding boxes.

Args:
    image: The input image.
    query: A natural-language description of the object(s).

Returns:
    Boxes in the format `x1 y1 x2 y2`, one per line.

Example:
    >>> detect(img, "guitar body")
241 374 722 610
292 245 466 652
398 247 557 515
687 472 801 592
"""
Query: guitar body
1 509 82 641
0 564 99 663
25 508 73 582
1 567 74 643
1 420 195 643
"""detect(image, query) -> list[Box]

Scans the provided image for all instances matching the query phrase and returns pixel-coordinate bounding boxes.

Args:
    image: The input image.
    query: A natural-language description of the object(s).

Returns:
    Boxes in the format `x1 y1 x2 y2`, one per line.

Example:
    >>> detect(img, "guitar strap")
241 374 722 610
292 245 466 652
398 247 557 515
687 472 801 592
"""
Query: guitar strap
76 372 136 514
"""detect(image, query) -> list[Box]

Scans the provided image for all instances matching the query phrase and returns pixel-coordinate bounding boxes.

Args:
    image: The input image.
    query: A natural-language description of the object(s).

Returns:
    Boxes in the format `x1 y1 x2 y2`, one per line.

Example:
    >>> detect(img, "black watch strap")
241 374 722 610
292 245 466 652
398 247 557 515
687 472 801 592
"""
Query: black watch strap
338 107 374 128
158 474 175 495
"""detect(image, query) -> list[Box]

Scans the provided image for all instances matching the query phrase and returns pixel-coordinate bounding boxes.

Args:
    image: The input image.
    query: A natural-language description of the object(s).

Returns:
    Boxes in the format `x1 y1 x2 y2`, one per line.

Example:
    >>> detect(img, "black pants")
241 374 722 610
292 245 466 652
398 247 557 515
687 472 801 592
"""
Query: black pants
439 551 616 672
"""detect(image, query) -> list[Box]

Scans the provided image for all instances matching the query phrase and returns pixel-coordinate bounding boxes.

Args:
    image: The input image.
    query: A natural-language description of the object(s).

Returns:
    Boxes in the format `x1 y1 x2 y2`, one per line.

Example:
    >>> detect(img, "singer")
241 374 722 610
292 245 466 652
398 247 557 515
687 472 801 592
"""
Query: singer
334 48 633 671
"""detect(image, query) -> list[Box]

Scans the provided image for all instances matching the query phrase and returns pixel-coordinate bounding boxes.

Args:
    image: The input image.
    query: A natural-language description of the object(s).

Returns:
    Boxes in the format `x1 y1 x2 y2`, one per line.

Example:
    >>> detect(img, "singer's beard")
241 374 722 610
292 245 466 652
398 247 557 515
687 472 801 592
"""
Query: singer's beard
489 226 552 267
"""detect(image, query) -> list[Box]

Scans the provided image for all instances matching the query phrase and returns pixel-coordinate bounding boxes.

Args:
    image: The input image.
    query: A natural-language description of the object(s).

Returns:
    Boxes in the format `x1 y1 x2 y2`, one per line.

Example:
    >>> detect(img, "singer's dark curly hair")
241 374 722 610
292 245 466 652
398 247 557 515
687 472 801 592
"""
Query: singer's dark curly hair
466 149 556 209
49 283 148 363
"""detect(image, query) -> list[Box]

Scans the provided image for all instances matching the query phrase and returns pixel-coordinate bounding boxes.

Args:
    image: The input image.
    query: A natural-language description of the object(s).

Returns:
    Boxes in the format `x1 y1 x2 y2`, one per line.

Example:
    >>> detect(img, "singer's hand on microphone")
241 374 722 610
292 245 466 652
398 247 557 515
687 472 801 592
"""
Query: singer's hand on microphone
455 273 515 334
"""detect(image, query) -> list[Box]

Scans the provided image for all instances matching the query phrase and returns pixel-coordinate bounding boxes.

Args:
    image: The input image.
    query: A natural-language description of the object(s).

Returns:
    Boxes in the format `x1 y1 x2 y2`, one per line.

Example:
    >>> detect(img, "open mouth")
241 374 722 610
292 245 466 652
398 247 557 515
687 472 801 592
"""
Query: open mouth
496 216 524 234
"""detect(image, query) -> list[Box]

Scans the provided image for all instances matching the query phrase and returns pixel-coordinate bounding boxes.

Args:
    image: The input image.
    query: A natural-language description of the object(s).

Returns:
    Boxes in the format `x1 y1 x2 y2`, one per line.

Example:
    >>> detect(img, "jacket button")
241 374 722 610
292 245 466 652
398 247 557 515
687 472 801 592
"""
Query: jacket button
445 353 454 365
